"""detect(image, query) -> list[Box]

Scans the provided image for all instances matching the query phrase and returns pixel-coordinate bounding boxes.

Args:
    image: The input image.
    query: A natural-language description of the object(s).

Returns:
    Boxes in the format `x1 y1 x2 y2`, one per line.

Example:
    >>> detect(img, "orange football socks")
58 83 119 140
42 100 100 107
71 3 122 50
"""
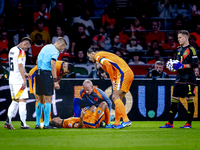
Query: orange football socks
104 107 110 125
114 99 129 125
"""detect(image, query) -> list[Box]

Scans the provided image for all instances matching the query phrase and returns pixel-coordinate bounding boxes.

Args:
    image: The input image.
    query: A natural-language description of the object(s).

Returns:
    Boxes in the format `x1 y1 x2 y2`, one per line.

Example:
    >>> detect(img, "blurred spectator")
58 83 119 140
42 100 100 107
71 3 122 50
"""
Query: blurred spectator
146 21 165 50
128 52 145 65
50 0 72 36
110 33 122 51
162 35 179 50
102 4 117 30
191 0 200 16
57 52 71 62
157 0 174 18
93 0 113 17
6 2 31 31
74 50 88 64
148 49 164 64
30 19 51 44
171 0 192 19
30 33 45 64
88 62 109 79
70 23 93 58
194 67 200 78
92 26 112 51
72 7 95 37
189 34 200 50
190 22 200 47
126 36 143 52
168 15 186 39
33 1 50 32
114 50 124 59
146 40 163 56
145 61 169 79
130 16 146 48
118 43 129 63
0 29 9 63
118 25 130 45
52 24 70 52
13 24 29 46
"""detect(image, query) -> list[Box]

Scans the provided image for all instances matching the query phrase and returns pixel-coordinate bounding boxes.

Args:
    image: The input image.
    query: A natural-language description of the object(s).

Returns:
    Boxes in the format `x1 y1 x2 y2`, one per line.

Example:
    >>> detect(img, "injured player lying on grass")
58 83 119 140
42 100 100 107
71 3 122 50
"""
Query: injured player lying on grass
50 101 112 128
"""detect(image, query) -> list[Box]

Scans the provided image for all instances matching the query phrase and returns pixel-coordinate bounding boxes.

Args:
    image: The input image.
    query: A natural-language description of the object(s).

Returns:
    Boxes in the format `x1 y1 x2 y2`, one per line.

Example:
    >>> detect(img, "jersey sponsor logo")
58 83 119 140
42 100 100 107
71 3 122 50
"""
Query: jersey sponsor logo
94 97 98 101
183 48 190 59
178 52 180 55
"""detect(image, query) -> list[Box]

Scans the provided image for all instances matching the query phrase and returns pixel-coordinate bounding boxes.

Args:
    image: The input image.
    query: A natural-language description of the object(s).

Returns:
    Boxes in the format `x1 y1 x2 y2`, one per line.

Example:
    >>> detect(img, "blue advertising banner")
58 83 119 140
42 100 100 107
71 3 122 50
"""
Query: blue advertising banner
0 79 199 121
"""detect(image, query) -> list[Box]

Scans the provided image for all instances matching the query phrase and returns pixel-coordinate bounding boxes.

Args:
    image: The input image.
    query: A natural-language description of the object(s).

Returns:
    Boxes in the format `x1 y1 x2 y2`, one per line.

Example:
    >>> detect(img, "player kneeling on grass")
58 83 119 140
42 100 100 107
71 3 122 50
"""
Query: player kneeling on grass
49 101 110 128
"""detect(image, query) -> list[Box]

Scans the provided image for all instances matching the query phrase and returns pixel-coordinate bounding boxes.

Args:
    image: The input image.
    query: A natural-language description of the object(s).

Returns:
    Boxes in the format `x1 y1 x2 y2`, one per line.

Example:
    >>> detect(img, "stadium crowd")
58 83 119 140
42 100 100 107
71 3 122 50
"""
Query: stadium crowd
0 0 200 78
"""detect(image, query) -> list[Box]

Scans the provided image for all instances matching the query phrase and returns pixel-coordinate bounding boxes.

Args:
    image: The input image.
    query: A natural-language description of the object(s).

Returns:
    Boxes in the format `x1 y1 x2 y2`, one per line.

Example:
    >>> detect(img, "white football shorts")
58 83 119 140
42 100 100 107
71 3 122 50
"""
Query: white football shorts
9 83 28 100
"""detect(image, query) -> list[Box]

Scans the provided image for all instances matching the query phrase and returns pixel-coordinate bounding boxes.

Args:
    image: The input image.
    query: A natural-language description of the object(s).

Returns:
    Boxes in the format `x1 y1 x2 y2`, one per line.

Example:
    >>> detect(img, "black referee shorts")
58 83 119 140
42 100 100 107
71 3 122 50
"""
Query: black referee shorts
173 82 196 98
36 69 54 96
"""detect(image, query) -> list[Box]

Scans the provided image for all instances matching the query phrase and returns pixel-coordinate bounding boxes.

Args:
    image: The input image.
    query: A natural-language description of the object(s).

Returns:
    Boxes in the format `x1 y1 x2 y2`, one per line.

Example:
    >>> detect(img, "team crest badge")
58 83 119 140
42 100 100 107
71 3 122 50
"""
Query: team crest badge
183 48 190 59
97 110 101 114
68 123 72 127
94 97 98 101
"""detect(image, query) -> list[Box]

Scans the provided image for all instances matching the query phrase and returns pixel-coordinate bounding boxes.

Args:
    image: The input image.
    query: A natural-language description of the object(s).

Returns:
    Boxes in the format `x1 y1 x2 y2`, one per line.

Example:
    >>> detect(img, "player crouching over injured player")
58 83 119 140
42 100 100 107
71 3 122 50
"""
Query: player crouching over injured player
49 101 110 128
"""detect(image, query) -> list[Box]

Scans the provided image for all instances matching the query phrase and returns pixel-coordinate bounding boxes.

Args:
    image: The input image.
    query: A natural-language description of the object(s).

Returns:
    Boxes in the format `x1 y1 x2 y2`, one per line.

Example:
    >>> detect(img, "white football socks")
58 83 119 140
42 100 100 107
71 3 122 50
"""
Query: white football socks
19 102 27 126
7 101 19 124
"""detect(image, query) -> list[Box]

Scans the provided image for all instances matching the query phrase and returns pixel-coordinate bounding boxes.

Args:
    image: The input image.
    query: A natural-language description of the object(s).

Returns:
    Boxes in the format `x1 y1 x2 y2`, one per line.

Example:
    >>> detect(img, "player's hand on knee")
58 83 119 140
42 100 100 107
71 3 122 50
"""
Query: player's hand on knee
54 82 60 90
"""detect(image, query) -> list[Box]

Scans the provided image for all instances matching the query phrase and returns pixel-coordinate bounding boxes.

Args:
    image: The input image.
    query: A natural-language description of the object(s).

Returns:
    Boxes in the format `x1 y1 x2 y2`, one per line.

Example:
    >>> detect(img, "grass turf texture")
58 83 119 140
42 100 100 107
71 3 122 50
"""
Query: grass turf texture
0 121 200 150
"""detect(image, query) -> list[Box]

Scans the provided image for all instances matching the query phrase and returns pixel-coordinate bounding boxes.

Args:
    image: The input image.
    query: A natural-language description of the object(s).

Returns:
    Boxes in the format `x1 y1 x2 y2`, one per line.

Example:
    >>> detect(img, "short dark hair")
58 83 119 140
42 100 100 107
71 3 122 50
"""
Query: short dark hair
78 23 86 30
67 63 74 73
20 37 32 45
87 46 99 53
178 30 189 37
35 33 42 39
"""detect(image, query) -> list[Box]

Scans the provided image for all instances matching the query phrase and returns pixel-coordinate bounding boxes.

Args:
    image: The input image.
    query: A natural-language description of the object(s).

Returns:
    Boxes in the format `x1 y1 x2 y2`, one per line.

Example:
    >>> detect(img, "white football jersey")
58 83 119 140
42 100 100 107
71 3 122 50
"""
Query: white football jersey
9 46 26 84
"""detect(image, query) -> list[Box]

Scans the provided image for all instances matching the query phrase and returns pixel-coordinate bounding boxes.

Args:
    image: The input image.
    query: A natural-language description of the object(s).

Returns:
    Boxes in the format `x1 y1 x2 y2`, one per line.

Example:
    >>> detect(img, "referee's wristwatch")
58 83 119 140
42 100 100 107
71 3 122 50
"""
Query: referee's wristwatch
53 78 57 82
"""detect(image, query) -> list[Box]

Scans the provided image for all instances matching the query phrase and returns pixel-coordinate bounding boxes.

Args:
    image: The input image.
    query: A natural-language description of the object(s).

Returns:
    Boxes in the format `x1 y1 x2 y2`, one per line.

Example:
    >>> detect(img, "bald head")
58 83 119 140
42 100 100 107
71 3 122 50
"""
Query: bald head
83 79 93 95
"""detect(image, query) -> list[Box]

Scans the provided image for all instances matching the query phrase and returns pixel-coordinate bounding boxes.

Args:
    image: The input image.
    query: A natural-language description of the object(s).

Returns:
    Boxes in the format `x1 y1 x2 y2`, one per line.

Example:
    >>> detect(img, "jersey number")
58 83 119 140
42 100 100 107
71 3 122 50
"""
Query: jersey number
9 57 14 71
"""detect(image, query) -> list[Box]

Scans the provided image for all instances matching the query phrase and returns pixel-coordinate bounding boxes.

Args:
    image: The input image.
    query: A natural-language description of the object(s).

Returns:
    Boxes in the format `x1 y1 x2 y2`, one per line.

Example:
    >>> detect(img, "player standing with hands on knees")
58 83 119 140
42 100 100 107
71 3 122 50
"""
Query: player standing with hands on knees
4 37 33 129
35 37 67 129
87 46 134 129
160 30 199 128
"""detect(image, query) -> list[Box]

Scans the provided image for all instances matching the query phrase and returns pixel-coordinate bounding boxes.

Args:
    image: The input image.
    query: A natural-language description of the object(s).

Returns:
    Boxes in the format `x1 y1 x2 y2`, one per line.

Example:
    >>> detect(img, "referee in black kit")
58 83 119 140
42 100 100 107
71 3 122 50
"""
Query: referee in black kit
160 30 199 128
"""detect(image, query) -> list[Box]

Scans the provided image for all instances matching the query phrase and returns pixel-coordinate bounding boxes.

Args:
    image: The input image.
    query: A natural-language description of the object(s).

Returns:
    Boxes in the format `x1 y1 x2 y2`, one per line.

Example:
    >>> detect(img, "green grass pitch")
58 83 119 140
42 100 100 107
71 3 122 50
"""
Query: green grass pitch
0 121 200 150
